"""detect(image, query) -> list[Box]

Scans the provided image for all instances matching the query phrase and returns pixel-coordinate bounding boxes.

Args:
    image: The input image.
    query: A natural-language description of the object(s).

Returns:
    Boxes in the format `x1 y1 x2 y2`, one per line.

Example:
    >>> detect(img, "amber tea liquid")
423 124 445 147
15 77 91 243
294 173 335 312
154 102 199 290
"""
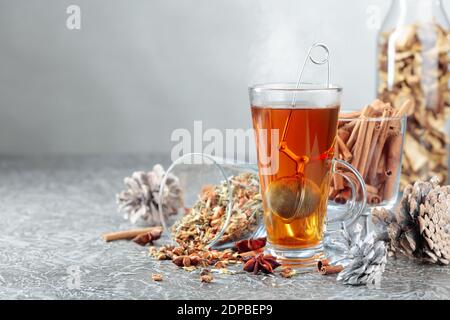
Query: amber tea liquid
251 104 339 250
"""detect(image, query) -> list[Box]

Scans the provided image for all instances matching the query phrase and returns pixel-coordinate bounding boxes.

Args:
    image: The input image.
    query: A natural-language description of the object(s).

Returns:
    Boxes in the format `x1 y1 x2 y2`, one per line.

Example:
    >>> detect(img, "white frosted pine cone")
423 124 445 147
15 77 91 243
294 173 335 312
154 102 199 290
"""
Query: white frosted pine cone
116 164 183 226
336 224 388 287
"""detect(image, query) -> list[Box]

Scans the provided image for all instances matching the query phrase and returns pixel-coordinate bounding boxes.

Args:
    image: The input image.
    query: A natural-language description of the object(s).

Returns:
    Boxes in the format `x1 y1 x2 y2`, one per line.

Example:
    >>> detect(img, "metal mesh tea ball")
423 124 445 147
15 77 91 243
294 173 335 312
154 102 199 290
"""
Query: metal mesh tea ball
266 176 321 222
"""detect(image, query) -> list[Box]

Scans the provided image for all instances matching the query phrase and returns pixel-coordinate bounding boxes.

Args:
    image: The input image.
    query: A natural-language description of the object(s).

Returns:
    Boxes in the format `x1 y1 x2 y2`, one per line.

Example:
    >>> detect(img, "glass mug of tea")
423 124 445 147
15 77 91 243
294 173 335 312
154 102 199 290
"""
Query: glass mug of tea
249 83 367 266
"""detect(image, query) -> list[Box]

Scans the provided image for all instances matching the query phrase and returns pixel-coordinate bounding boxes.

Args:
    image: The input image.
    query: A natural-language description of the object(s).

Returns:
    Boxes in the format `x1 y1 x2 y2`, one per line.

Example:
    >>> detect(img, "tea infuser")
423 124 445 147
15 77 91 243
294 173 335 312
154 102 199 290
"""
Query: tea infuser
269 43 334 222
268 43 367 227
291 42 331 107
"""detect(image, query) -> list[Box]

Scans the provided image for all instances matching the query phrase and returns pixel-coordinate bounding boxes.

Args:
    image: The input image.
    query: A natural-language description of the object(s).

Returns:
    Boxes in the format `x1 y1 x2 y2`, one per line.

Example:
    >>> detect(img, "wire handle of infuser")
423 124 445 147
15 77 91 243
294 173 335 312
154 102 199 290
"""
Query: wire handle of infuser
290 43 331 107
281 43 332 157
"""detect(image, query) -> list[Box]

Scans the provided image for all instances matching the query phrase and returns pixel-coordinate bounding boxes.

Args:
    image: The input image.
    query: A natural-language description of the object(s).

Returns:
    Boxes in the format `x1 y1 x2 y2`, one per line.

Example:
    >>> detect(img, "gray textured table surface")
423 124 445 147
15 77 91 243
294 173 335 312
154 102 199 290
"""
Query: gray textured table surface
1 155 449 300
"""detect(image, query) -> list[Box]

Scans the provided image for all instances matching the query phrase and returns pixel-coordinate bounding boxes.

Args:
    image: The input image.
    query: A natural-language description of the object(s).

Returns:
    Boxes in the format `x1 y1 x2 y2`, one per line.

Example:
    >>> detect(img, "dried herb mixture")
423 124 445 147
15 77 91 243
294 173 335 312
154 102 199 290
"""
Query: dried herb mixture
171 172 263 249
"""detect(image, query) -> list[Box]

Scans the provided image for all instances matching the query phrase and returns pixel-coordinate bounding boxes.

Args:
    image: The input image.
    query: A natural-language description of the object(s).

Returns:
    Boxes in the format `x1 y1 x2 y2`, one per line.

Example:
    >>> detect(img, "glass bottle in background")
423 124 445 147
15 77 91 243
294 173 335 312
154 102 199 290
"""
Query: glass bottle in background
377 0 450 187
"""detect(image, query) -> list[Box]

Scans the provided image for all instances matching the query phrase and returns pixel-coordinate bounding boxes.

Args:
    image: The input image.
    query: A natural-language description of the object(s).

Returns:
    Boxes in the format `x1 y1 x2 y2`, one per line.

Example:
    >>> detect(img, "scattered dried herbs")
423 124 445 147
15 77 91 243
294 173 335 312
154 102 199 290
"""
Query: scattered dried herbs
200 269 214 283
280 268 296 278
151 273 163 281
171 172 263 249
145 173 287 279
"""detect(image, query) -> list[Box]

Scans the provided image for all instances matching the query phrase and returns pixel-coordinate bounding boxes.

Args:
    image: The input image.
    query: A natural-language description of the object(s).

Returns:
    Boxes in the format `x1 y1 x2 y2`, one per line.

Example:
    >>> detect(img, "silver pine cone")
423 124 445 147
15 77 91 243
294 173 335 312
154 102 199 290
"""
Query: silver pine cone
337 224 388 287
372 176 450 265
116 164 183 226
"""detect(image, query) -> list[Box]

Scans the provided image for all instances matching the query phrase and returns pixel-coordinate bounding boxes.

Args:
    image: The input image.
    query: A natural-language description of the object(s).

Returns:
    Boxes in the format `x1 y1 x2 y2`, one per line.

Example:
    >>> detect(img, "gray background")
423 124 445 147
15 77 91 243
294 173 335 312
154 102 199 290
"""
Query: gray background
0 0 449 155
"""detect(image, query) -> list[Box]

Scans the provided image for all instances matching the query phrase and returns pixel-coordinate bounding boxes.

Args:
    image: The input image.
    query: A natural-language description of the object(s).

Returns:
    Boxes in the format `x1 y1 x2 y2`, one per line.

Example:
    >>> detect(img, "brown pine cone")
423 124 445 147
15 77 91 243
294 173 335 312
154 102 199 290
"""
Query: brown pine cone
418 184 450 264
372 177 450 265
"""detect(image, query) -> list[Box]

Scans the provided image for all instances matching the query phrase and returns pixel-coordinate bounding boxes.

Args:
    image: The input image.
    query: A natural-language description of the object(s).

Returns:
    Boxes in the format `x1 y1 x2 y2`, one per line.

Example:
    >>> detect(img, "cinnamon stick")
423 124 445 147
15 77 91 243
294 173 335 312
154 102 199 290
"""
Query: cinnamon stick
350 106 375 169
328 186 338 199
340 120 357 132
317 259 344 275
317 259 330 270
364 123 382 179
333 174 345 192
383 134 403 200
334 187 351 205
339 111 362 119
350 127 364 168
368 192 382 205
377 153 386 175
388 121 402 138
358 120 376 176
370 99 388 114
336 135 353 162
338 128 351 143
102 227 163 242
368 106 393 185
346 119 363 150
365 184 379 195
378 184 385 200
319 265 344 275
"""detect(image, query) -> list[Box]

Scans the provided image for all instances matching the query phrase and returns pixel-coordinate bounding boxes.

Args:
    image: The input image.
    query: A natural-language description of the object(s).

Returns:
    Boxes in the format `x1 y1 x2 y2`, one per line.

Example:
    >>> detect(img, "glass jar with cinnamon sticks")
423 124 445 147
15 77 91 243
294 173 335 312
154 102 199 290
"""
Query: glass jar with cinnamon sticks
330 99 409 208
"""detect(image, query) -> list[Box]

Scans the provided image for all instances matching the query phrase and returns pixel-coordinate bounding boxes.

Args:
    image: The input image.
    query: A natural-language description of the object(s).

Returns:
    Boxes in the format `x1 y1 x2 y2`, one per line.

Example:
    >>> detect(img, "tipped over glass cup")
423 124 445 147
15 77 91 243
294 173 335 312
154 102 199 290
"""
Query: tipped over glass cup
158 153 265 250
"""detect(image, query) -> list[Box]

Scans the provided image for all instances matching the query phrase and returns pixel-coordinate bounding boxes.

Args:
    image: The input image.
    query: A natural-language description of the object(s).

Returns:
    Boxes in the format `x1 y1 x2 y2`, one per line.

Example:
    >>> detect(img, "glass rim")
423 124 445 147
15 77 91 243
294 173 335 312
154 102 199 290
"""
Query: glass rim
339 110 407 122
249 82 343 93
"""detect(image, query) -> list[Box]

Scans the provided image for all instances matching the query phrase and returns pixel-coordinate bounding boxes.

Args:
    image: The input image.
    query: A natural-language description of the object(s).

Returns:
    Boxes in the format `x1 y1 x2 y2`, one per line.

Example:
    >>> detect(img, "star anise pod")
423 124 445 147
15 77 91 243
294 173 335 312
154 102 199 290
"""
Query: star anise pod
243 253 280 275
235 237 267 253
132 228 163 246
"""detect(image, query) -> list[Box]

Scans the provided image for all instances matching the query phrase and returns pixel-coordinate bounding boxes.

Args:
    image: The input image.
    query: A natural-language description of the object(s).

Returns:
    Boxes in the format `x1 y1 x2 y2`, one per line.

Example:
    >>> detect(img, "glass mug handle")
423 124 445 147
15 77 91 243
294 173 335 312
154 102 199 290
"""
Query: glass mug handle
326 158 368 232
